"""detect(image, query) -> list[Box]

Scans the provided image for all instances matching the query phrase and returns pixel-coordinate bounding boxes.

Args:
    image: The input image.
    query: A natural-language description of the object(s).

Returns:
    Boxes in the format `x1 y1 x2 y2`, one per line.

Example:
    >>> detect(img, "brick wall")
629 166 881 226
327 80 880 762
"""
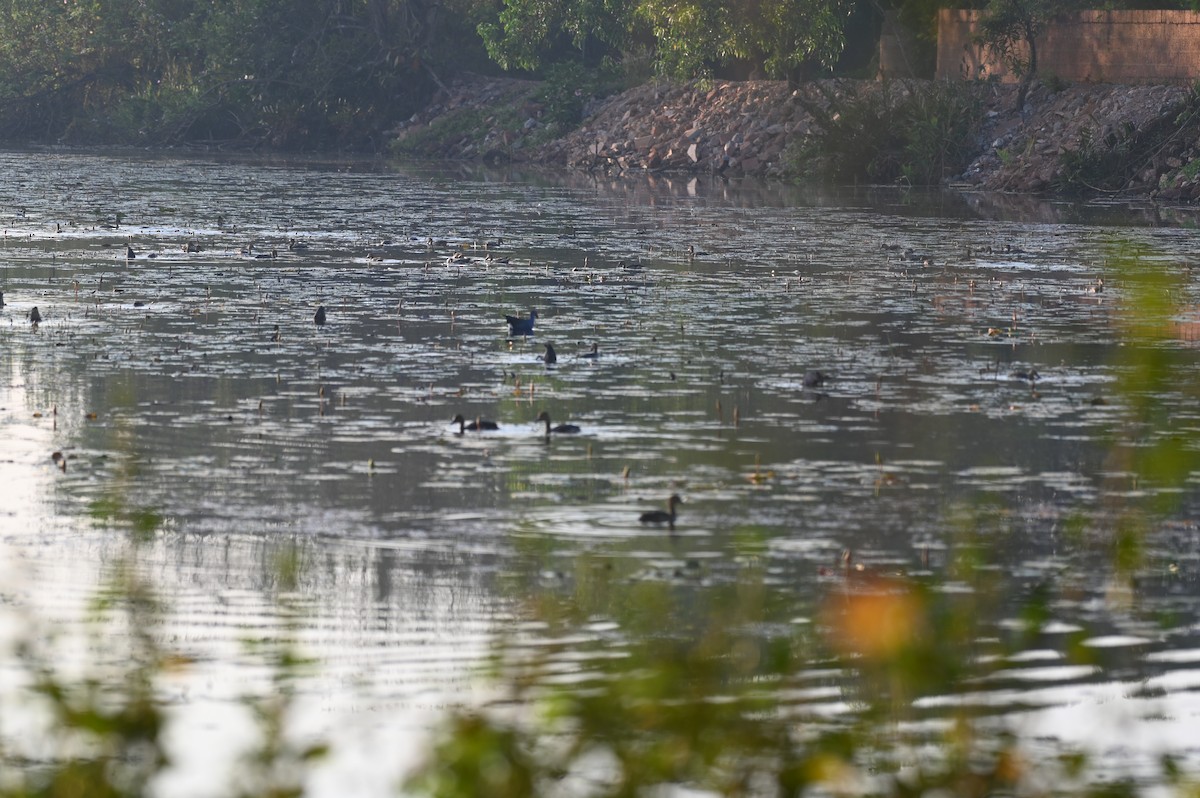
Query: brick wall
936 9 1200 83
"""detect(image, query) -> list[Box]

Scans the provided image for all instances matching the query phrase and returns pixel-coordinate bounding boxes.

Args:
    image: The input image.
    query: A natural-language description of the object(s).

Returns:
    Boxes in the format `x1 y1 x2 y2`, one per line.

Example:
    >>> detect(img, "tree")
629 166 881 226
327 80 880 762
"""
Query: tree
635 0 734 78
475 0 854 80
477 0 639 72
974 0 1077 109
740 0 855 80
0 0 477 148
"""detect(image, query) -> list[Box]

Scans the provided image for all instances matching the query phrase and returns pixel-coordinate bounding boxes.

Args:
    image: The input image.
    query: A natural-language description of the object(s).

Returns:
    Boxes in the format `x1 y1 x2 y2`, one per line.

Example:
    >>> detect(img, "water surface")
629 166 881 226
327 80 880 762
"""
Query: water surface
2 150 1200 794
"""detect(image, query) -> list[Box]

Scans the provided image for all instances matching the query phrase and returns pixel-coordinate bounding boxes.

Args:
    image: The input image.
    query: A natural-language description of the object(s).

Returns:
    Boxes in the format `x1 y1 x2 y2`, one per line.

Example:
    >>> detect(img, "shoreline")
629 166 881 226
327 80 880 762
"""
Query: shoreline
389 74 1200 201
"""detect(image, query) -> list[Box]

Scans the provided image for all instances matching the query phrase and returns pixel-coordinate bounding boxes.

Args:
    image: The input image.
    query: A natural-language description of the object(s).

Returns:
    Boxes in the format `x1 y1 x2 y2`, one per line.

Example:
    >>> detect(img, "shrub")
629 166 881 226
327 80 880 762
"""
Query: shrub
785 79 986 185
534 60 623 134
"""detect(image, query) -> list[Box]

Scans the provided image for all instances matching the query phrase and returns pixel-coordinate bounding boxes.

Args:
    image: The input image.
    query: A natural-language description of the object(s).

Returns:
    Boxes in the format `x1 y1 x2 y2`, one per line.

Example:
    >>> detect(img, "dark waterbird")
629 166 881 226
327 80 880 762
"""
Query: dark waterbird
536 411 580 436
802 370 828 388
639 494 683 529
314 306 327 326
452 414 500 434
542 343 557 364
1010 368 1040 382
506 309 537 336
581 343 599 359
29 306 42 325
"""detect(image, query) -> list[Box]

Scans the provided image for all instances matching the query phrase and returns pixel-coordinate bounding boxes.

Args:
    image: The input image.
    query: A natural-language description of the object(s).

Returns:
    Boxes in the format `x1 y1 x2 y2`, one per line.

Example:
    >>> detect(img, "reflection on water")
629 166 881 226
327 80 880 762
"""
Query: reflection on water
2 148 1200 792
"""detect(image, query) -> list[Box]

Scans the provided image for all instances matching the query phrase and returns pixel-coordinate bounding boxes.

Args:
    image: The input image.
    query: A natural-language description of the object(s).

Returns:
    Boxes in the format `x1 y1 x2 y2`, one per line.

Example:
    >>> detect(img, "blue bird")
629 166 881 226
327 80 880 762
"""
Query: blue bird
506 308 537 336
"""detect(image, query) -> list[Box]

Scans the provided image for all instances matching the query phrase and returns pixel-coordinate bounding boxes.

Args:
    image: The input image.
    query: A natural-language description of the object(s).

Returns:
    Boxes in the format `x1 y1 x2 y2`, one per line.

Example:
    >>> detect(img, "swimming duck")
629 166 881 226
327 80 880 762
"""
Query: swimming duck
506 309 537 336
536 411 580 435
452 413 499 433
639 494 683 529
581 342 599 359
542 343 557 364
802 370 828 388
288 238 310 251
314 306 327 326
182 240 202 253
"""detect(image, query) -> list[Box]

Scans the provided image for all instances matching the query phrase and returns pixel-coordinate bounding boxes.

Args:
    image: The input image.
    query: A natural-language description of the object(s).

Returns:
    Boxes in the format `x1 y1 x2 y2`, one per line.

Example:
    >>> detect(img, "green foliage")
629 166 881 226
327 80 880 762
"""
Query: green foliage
391 107 505 157
746 0 855 78
786 79 986 185
634 0 733 79
534 61 622 131
404 546 1142 798
393 107 484 156
478 0 638 72
1180 156 1200 182
0 515 325 798
633 0 856 79
3 546 170 798
406 714 539 798
0 0 476 148
478 0 854 81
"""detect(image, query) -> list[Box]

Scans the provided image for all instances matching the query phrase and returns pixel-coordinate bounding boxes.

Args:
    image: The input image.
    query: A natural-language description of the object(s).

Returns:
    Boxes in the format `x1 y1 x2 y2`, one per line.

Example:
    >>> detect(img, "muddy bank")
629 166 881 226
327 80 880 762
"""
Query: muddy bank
389 73 1200 198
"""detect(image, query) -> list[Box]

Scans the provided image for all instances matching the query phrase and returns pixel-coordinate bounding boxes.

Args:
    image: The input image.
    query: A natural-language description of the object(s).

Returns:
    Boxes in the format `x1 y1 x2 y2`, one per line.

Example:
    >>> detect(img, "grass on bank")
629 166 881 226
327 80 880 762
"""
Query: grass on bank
391 60 628 160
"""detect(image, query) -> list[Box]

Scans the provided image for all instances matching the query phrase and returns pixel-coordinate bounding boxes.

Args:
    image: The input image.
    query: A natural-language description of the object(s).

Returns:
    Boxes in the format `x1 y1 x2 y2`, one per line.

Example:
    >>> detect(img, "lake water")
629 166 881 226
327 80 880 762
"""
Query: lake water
2 149 1200 794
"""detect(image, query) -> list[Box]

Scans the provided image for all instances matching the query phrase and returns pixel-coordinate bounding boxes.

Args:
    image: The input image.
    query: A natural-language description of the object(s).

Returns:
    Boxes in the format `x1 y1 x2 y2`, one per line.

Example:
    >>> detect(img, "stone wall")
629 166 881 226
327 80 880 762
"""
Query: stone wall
937 9 1200 83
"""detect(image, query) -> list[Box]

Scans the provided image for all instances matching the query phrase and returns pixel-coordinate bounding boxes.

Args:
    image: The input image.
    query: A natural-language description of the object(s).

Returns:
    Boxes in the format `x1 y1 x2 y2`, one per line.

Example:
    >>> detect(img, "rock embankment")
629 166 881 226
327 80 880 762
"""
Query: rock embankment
537 80 841 177
391 72 1200 199
959 82 1193 195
